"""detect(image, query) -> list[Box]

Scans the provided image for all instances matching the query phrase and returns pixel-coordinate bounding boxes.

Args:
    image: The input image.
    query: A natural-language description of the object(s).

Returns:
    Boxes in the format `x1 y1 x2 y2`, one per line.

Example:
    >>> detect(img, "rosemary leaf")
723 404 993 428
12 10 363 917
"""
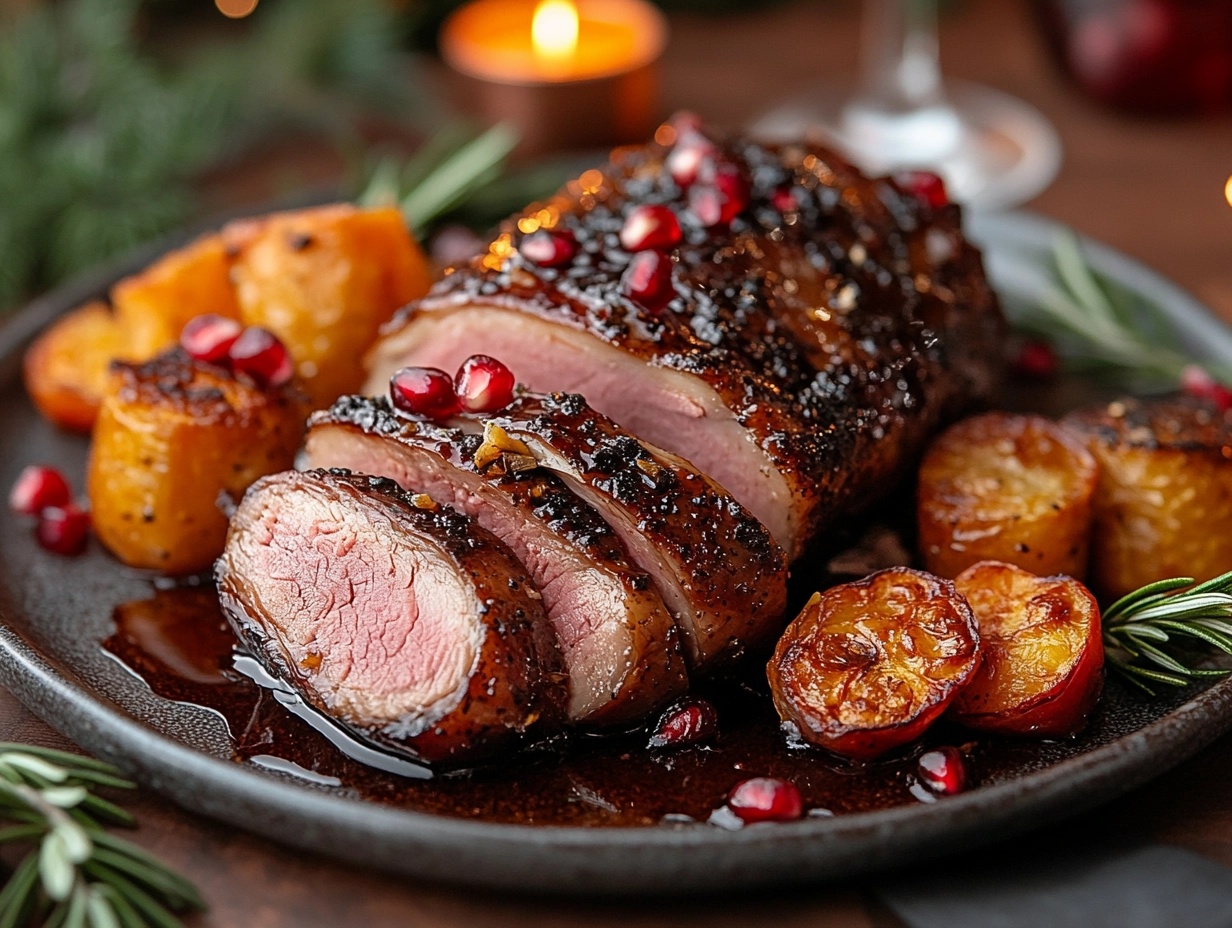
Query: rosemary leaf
85 886 120 928
0 853 41 928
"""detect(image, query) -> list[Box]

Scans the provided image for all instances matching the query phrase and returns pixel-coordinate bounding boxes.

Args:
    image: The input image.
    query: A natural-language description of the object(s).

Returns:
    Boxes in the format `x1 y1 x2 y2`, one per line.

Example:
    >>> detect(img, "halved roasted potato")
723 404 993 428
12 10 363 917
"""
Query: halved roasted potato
767 567 981 760
1061 397 1232 599
917 412 1098 579
951 561 1103 737
23 301 126 433
223 204 432 407
110 233 243 360
87 350 305 574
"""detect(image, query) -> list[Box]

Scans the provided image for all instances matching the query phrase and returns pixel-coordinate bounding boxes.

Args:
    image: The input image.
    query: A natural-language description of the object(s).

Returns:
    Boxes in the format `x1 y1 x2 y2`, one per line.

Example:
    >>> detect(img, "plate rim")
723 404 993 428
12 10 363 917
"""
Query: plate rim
2 208 1231 893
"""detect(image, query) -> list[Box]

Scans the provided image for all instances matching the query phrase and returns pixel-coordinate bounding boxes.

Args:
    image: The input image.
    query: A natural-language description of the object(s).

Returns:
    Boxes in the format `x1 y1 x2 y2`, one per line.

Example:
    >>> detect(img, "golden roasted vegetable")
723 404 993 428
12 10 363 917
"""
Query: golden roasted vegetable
223 204 432 407
110 234 243 360
917 413 1098 580
767 567 981 760
23 301 126 433
1061 397 1232 599
87 351 304 574
952 561 1103 737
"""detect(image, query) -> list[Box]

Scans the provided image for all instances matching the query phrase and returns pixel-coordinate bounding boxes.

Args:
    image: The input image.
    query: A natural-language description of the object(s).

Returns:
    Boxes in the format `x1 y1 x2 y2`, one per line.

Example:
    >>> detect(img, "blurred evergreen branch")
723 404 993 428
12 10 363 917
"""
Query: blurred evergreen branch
0 0 426 311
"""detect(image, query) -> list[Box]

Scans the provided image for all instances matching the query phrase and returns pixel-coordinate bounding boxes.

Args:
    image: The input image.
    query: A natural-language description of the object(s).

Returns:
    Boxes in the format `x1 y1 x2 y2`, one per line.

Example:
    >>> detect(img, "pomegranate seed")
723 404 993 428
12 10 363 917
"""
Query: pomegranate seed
771 187 798 213
36 505 90 556
916 747 967 796
897 171 949 209
519 230 575 268
9 465 72 515
390 367 459 420
666 122 718 189
688 163 749 227
725 777 804 824
180 314 243 364
455 355 516 413
648 697 719 748
619 204 682 252
1181 364 1232 411
621 251 675 313
1011 340 1060 380
229 327 294 388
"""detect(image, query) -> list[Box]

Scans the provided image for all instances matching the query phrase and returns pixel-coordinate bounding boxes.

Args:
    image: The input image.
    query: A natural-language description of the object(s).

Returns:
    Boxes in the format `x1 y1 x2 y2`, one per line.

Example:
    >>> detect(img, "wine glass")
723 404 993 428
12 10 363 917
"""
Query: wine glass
750 0 1062 212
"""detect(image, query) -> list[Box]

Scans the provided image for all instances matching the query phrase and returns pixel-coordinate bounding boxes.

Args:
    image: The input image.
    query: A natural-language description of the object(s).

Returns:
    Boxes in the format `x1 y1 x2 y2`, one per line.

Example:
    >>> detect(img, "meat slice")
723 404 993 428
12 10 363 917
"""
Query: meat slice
303 403 688 725
364 122 1004 560
216 469 565 767
306 393 788 672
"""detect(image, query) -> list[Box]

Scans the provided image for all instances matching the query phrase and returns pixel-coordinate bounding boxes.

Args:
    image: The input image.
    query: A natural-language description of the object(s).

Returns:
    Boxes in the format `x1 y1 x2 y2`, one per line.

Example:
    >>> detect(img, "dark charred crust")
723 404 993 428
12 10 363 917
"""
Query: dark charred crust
113 348 301 422
383 127 1004 549
1062 396 1232 454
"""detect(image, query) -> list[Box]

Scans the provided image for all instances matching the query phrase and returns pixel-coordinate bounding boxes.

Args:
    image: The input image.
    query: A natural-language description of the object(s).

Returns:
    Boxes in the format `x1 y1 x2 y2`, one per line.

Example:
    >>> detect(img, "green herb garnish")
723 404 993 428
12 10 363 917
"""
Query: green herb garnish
0 744 203 927
1103 570 1232 694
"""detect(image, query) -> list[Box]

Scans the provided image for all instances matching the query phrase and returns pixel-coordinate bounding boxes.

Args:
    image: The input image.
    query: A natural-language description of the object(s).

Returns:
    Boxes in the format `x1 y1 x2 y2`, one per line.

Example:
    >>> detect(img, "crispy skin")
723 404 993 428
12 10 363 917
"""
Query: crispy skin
367 127 1004 558
917 413 1098 579
951 562 1103 738
1062 397 1232 598
87 350 305 574
218 470 565 767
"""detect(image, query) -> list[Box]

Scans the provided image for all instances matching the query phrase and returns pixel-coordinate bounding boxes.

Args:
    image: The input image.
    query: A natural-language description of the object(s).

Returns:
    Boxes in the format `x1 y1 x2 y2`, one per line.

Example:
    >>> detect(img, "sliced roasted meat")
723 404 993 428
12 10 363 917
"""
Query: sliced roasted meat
303 402 688 725
216 469 565 767
364 122 1004 559
306 393 788 672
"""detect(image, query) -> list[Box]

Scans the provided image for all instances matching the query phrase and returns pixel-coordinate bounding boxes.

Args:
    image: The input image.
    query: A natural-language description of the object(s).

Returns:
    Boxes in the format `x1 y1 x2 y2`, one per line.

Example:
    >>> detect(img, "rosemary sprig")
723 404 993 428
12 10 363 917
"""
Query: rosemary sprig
1010 231 1232 390
1103 570 1232 694
0 744 203 927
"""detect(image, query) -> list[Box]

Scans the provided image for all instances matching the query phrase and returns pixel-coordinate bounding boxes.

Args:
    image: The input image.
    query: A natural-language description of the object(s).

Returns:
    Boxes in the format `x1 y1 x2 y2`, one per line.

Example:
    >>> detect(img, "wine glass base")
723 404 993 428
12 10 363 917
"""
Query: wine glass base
749 80 1062 212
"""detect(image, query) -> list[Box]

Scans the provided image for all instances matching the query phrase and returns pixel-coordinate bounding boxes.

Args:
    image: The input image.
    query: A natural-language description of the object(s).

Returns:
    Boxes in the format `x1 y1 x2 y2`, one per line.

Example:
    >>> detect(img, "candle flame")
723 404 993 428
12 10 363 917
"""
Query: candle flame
1225 174 1232 208
532 0 579 63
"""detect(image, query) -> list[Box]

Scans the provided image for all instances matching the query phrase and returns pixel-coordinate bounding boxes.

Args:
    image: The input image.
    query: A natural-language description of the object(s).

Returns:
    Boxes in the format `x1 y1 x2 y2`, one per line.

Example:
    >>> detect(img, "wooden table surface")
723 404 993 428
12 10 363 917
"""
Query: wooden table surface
6 2 1232 925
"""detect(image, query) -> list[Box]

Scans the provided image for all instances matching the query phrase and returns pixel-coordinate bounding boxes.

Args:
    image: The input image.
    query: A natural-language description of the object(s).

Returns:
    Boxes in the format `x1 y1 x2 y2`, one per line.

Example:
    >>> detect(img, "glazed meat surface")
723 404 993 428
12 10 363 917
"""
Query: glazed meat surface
304 400 688 725
365 123 1004 559
306 393 787 674
216 469 565 766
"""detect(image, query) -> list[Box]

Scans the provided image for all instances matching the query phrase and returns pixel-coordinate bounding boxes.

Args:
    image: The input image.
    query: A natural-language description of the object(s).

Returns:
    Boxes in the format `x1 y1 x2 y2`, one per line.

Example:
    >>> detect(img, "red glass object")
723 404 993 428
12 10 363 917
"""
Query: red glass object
1035 0 1232 114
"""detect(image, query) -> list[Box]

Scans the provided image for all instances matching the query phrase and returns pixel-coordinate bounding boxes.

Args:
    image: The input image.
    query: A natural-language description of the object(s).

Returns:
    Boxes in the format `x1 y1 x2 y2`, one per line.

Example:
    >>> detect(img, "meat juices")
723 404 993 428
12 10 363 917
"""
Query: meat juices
365 124 1004 560
216 470 565 767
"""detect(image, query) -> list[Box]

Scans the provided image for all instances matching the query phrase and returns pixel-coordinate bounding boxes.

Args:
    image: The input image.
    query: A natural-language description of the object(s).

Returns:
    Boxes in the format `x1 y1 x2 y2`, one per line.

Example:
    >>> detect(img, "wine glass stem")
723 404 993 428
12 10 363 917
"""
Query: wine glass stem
859 0 946 111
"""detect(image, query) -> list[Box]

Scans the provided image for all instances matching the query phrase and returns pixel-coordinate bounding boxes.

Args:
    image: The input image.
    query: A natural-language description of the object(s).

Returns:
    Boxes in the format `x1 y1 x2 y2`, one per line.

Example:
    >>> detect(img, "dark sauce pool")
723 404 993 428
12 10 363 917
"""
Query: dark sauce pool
101 578 1127 828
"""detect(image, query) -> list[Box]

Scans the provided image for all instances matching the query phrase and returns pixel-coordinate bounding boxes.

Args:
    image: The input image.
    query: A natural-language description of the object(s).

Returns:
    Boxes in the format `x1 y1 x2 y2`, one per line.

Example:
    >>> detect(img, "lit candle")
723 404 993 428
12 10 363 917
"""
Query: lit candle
440 0 668 156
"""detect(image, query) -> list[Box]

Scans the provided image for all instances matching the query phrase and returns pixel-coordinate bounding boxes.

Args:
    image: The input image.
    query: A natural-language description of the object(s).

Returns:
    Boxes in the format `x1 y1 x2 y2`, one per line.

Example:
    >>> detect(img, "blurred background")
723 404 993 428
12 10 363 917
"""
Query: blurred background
1 0 1231 320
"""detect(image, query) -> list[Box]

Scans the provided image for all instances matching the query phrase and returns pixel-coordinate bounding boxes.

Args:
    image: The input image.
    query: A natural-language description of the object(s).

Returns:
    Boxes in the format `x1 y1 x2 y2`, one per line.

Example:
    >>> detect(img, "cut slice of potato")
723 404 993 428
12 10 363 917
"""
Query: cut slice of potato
23 301 126 433
917 412 1098 580
223 204 432 408
87 350 305 575
767 567 981 760
1061 397 1232 599
951 561 1103 737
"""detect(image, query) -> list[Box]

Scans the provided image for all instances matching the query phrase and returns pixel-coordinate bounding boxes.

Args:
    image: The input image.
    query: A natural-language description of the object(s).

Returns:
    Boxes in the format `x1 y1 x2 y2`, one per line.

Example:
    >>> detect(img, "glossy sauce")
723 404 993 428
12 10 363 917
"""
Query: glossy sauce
102 580 1099 828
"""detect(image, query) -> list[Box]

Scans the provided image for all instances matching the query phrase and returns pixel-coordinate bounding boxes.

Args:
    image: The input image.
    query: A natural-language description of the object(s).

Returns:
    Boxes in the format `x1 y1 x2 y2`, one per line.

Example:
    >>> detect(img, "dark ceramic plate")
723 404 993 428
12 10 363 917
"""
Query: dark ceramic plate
2 210 1232 895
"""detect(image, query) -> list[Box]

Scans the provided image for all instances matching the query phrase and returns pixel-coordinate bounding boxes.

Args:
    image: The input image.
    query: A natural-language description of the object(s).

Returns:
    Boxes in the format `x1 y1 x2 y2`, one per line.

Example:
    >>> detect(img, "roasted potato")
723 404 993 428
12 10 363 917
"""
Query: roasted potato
951 561 1103 737
1062 397 1232 599
87 350 304 574
223 204 432 407
23 301 126 432
917 413 1098 579
110 233 243 360
767 567 981 760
